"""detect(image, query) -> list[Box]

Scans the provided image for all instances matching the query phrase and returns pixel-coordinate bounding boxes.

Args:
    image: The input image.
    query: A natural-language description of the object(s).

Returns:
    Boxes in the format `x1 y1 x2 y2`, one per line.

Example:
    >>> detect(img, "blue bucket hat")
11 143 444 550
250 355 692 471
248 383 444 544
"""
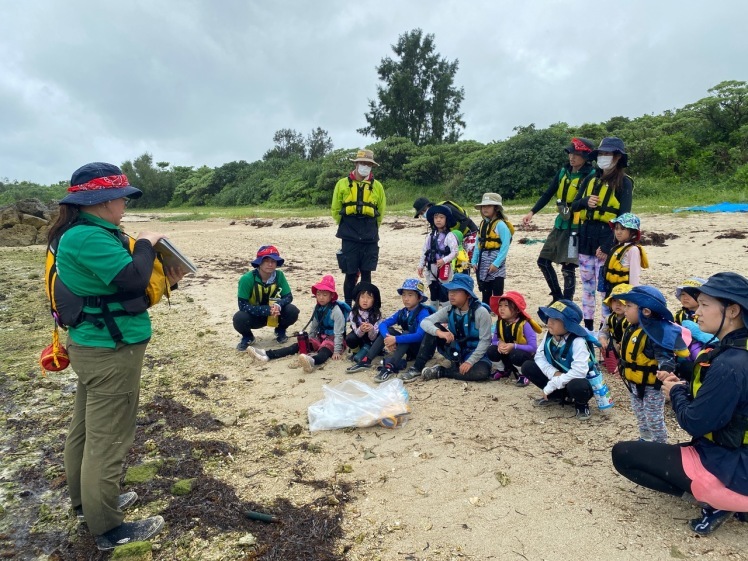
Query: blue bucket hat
675 277 707 300
251 245 285 268
590 137 628 168
426 204 457 229
538 299 595 341
397 278 428 302
698 272 748 324
610 212 641 241
59 162 143 206
616 285 673 322
442 273 479 300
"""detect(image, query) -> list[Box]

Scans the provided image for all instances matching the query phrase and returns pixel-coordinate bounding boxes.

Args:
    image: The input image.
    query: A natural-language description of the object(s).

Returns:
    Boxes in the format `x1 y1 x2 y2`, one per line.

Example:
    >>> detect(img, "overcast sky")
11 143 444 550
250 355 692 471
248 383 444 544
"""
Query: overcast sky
2 0 747 184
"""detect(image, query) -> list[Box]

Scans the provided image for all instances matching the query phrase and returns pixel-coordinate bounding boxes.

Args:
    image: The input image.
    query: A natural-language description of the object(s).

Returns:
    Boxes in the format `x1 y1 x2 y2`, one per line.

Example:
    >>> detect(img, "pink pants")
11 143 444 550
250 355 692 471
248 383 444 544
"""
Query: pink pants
681 446 748 511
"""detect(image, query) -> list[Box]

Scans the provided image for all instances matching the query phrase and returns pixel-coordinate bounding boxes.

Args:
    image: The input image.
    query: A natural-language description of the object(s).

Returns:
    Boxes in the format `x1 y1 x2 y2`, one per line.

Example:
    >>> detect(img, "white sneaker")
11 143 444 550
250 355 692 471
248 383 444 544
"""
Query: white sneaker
246 346 269 362
298 354 315 373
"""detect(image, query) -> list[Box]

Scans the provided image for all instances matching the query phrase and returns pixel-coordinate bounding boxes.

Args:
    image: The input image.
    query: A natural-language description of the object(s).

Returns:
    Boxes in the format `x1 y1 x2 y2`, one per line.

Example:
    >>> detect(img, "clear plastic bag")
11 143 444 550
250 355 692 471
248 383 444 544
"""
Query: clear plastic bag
307 379 411 432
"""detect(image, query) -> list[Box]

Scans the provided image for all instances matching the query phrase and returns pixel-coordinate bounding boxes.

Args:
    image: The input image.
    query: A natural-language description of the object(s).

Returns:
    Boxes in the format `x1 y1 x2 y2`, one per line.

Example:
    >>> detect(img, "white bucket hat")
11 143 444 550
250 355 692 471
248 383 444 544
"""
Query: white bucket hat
474 192 503 210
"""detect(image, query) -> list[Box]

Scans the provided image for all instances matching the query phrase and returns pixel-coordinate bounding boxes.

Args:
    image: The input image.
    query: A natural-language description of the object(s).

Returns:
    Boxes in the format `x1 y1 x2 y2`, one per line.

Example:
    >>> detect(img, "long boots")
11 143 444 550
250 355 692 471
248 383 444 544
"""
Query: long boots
537 257 563 302
562 265 576 300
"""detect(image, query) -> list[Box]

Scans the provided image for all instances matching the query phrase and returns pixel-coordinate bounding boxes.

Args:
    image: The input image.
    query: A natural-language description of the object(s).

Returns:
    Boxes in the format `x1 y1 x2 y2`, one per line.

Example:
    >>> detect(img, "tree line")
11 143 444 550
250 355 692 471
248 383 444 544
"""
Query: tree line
2 29 747 209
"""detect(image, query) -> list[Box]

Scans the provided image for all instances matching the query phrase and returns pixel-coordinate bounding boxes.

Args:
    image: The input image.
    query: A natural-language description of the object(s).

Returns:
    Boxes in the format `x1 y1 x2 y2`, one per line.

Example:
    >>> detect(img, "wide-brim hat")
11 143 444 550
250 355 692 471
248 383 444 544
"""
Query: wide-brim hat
474 192 503 210
426 204 457 229
603 283 634 307
350 149 378 166
499 291 542 333
251 245 285 268
589 137 629 167
442 273 478 300
352 281 381 310
610 212 642 242
413 197 432 218
538 299 589 339
397 278 428 302
698 272 748 323
59 162 143 206
564 137 595 159
616 286 673 322
312 274 339 301
675 277 707 300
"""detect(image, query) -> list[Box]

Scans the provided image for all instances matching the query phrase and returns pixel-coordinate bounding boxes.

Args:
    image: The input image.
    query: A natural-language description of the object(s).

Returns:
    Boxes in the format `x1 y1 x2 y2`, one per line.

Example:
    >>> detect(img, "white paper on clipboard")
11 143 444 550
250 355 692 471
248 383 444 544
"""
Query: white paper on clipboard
154 238 198 274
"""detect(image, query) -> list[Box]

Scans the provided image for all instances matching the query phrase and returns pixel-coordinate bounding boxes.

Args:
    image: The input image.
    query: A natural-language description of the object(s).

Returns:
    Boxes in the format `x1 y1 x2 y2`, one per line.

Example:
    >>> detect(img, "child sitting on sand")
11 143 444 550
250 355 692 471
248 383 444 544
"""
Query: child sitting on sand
345 282 383 363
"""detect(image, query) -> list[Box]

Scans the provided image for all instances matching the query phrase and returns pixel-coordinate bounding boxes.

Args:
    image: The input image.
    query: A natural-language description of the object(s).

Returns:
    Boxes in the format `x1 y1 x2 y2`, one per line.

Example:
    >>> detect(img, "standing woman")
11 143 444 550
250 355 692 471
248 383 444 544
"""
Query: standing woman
50 163 183 550
612 272 748 535
571 137 633 331
522 138 596 304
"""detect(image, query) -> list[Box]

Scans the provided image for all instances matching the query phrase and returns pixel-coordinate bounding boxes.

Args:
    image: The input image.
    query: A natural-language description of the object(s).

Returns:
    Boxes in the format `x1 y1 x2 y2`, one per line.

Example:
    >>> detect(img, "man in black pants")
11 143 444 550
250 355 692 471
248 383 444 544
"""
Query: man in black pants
331 149 386 305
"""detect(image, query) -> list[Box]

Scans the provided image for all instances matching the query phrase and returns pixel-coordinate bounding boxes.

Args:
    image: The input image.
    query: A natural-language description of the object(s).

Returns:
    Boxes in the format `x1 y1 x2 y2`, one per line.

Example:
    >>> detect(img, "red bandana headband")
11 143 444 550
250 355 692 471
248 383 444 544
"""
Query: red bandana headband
257 245 280 258
67 174 130 192
571 138 592 153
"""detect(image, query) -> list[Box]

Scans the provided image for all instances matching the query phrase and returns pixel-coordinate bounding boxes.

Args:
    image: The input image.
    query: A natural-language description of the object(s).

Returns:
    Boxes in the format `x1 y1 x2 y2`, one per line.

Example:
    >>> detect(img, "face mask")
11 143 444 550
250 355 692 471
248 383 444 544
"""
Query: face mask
597 155 614 170
357 164 372 178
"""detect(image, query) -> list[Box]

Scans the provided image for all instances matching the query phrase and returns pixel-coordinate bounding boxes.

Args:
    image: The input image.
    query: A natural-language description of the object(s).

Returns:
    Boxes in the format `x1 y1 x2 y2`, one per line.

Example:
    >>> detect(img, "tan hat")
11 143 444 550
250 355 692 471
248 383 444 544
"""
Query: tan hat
474 192 503 210
351 149 378 166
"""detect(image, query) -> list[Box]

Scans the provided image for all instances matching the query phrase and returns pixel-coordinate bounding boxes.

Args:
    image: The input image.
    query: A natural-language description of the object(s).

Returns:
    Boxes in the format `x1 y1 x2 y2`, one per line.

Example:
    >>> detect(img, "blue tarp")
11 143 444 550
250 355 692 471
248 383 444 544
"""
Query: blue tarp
674 202 748 213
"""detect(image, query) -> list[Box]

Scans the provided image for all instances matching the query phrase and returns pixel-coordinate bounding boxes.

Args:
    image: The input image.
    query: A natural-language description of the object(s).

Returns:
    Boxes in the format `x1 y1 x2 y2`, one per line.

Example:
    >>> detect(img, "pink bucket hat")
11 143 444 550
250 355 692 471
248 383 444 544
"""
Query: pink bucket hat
311 275 338 301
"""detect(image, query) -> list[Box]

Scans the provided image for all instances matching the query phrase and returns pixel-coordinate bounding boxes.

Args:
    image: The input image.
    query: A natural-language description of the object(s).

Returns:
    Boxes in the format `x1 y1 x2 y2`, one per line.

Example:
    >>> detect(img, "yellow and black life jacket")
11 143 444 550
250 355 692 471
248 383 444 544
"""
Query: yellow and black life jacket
691 340 748 448
620 326 659 387
339 177 379 218
478 218 515 250
496 317 542 344
248 270 281 305
45 222 169 341
555 169 587 224
603 243 649 287
606 313 629 345
580 176 627 224
674 307 695 325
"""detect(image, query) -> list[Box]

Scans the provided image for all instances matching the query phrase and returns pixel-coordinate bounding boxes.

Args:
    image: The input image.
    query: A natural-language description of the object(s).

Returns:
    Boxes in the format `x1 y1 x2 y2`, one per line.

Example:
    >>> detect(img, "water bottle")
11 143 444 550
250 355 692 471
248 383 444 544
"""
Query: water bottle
567 230 579 259
587 368 614 411
267 298 280 327
438 263 452 281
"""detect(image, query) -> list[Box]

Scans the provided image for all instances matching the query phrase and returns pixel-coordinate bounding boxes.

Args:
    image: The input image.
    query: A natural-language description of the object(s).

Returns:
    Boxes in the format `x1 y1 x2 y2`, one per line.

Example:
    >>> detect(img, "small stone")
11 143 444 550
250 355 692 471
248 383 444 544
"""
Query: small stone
170 478 195 496
215 416 237 426
124 462 161 485
237 533 257 546
494 471 511 487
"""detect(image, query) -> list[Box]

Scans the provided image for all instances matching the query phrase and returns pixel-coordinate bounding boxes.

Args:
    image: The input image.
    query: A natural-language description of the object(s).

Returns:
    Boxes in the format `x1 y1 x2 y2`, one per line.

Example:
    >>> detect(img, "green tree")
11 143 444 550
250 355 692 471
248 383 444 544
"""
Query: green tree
306 127 334 160
263 128 307 160
359 29 465 145
120 153 175 208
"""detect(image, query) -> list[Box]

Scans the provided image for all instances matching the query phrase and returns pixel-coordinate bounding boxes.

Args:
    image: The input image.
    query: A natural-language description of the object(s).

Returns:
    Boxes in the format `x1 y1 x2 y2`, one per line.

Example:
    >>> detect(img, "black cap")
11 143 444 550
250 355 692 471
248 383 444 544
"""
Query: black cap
413 197 432 219
699 273 748 319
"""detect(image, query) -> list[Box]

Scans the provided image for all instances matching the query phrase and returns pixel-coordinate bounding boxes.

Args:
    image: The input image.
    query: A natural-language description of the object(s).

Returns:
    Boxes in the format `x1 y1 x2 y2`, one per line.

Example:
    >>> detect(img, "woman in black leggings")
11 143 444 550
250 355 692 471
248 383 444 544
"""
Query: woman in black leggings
612 272 748 535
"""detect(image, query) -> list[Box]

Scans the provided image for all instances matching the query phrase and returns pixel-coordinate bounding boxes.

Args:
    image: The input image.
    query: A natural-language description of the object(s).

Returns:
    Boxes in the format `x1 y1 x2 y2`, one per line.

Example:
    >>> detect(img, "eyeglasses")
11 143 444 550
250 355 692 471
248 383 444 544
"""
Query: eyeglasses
124 198 131 208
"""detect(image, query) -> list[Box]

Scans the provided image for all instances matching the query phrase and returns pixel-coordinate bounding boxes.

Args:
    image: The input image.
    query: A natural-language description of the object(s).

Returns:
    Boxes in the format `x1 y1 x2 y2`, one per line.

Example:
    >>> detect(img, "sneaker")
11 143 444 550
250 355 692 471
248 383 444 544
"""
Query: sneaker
297 354 315 373
515 375 530 387
575 404 591 420
689 507 734 535
275 330 288 344
246 346 269 362
421 365 444 381
75 492 138 522
374 368 397 383
94 516 165 551
352 344 371 363
492 370 510 380
399 366 422 383
346 360 371 373
533 396 557 407
735 512 748 522
236 334 255 351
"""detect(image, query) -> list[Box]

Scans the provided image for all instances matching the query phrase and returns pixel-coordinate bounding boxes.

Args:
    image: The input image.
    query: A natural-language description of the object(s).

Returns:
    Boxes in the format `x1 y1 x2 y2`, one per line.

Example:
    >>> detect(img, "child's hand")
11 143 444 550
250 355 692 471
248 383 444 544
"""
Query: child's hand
657 371 679 383
332 352 342 360
588 194 600 208
458 362 472 376
361 322 373 333
383 335 397 348
595 247 607 260
488 264 499 275
417 266 424 278
498 342 514 354
436 258 444 268
436 330 455 344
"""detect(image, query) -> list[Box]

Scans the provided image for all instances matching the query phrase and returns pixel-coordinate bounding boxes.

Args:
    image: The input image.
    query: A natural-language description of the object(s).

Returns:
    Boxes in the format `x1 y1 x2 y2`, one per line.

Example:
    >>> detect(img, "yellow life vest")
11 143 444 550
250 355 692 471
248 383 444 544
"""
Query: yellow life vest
555 169 585 224
674 308 695 325
248 270 281 305
339 177 379 218
580 177 622 224
691 341 748 447
453 247 471 274
620 326 659 386
478 218 515 250
496 317 542 344
606 313 629 345
604 243 649 287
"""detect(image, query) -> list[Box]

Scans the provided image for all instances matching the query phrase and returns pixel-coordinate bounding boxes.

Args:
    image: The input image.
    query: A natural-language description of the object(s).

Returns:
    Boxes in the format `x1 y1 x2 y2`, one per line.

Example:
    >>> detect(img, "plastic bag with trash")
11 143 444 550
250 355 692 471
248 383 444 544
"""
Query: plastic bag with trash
307 378 411 432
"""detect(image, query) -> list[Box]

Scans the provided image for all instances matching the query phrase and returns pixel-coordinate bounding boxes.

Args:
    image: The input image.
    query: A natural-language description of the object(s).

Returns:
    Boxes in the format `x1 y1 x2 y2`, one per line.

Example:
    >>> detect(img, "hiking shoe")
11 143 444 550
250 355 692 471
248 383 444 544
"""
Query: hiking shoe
94 516 165 551
689 507 734 535
275 330 288 344
75 492 138 522
735 512 748 522
298 354 315 373
421 365 444 381
236 334 255 351
515 375 530 387
400 366 421 383
533 396 557 407
575 404 591 421
246 346 269 362
492 369 510 380
373 368 397 383
346 360 371 373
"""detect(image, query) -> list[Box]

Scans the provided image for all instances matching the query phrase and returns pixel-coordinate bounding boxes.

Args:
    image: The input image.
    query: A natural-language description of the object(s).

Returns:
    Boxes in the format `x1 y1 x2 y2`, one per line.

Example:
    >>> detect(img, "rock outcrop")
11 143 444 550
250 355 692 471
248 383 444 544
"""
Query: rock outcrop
0 199 59 246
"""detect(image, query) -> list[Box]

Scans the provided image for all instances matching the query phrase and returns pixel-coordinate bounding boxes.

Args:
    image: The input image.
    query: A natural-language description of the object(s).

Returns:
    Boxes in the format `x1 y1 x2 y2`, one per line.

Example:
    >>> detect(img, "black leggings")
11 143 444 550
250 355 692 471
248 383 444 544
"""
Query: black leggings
267 343 333 365
478 277 504 305
537 258 577 301
344 271 371 305
611 441 692 497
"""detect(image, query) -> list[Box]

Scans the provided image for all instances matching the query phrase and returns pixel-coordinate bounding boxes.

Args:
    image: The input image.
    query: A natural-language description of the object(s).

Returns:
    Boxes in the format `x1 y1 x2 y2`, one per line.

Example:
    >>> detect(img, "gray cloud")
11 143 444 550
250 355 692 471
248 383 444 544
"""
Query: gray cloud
1 0 746 183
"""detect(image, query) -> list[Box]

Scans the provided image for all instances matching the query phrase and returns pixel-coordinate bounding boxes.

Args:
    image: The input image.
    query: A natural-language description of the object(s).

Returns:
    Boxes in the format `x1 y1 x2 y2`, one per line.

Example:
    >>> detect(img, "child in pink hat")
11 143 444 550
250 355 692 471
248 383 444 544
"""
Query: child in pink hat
246 275 348 373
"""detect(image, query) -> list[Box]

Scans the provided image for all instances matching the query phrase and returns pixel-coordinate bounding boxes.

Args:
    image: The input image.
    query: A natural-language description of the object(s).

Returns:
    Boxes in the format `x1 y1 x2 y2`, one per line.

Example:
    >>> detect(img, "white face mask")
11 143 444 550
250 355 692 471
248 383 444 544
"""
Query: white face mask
597 155 614 170
357 164 372 178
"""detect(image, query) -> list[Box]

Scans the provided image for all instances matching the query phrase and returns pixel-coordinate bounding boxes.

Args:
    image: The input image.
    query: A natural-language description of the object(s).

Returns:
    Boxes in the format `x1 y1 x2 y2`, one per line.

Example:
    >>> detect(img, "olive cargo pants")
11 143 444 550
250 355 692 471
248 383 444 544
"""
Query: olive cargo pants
64 341 147 536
